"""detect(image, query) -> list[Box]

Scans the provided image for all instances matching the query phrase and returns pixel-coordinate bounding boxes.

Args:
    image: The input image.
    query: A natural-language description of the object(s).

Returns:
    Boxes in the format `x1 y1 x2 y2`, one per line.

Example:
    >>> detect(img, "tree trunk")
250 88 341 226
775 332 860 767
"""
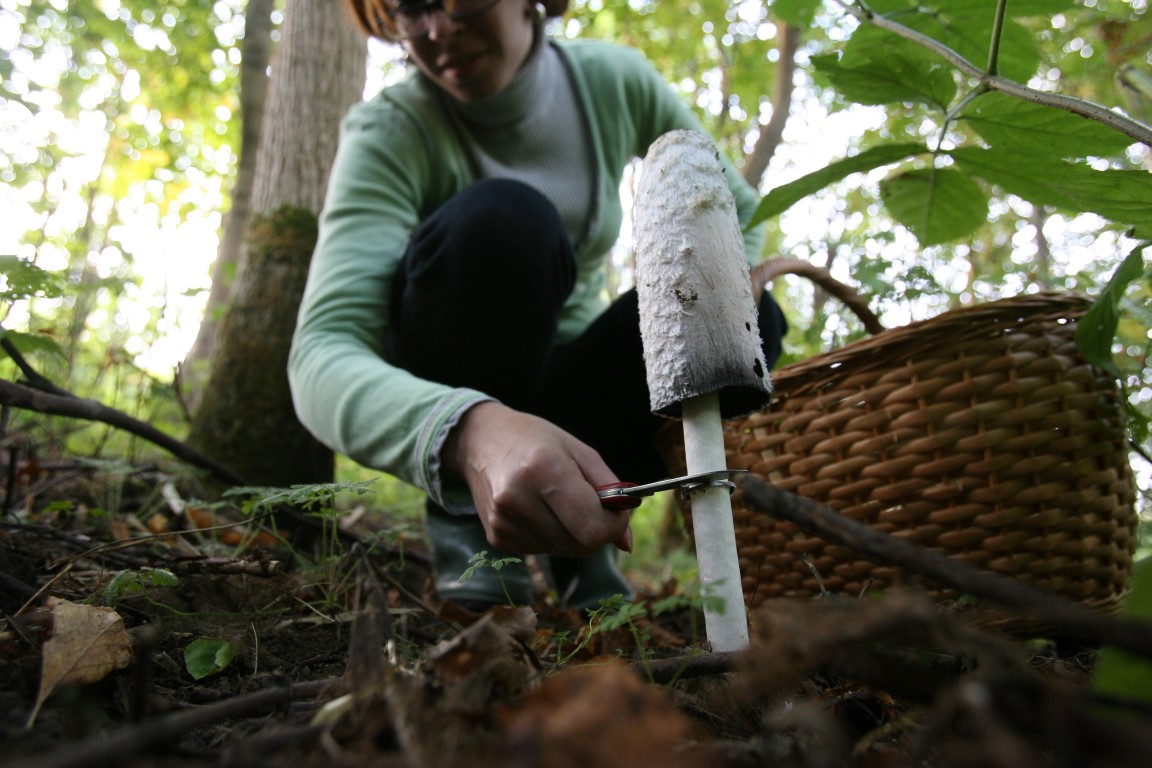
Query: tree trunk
186 0 366 488
180 0 275 412
742 22 801 188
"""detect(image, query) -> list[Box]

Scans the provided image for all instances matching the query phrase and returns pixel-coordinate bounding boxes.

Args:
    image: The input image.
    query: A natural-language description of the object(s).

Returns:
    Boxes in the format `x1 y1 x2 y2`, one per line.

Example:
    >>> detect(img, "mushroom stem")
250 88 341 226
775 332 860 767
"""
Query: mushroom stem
682 391 749 652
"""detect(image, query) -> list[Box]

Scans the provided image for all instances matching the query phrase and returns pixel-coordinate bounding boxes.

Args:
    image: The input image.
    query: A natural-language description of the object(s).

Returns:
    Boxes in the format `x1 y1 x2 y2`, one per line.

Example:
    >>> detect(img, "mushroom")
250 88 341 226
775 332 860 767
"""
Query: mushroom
632 129 772 652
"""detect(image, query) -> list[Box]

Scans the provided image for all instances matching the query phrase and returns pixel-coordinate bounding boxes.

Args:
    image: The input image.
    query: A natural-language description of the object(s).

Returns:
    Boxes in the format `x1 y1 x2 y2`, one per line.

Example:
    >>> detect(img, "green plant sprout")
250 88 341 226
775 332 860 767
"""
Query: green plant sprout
224 479 378 558
458 550 525 607
548 589 719 679
95 567 180 605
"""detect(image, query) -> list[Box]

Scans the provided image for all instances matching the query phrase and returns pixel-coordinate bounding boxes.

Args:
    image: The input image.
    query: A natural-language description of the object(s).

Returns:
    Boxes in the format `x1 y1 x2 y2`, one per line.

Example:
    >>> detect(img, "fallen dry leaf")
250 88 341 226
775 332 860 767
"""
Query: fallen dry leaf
501 661 707 768
388 610 540 768
26 597 133 728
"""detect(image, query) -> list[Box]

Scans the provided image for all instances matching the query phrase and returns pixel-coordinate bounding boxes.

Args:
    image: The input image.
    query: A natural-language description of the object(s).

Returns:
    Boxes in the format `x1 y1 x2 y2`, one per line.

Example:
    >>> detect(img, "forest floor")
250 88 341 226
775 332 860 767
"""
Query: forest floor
2 464 1152 768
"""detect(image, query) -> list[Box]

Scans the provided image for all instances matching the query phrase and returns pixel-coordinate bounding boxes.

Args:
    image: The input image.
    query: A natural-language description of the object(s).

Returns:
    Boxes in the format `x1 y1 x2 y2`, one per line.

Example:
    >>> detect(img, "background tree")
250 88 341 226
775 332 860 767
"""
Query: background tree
183 0 366 487
178 0 275 414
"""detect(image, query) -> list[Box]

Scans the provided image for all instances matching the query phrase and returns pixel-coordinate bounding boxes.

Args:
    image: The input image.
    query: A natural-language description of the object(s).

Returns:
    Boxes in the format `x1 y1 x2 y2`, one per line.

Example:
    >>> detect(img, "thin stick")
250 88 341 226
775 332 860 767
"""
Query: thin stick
0 379 246 487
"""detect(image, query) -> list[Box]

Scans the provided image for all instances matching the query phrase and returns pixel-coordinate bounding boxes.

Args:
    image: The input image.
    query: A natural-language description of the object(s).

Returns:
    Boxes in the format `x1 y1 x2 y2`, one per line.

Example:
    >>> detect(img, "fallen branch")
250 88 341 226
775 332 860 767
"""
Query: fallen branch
738 475 1152 659
5 676 348 768
0 378 246 487
632 650 738 685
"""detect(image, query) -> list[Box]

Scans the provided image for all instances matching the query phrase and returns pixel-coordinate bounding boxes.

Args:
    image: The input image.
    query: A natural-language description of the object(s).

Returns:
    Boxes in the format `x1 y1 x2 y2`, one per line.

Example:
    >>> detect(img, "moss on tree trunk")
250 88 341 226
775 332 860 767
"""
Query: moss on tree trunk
187 206 333 488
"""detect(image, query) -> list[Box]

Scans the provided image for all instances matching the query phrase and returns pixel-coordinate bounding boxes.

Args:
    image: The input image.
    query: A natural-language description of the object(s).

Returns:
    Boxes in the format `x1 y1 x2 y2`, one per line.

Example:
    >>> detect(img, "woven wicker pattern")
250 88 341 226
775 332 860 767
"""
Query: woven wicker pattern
666 276 1138 611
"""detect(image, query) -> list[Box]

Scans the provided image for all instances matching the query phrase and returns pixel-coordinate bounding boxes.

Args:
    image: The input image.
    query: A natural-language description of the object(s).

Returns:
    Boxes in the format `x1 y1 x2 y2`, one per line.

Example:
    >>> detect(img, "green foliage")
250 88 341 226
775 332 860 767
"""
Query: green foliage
813 26 957 109
459 550 526 607
752 144 929 224
2 0 246 417
224 480 379 567
224 480 379 516
961 92 1137 158
950 148 1152 237
1077 245 1152 445
551 591 714 672
752 0 1152 248
0 256 65 303
96 567 179 604
879 167 989 246
566 0 780 155
184 637 237 680
1078 246 1150 375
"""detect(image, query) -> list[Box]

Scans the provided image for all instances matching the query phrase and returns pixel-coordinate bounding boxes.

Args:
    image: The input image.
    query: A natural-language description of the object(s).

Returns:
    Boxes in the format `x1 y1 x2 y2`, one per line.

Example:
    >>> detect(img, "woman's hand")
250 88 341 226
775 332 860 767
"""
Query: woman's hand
443 401 633 557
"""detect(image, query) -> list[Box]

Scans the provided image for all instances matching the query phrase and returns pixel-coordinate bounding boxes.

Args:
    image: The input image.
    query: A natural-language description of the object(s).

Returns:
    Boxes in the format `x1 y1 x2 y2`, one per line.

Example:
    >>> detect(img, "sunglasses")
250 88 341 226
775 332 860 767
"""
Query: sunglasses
385 0 504 40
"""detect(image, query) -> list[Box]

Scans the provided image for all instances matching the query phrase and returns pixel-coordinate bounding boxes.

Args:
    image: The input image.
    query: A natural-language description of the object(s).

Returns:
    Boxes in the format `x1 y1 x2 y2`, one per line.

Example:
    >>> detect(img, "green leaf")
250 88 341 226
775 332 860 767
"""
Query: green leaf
880 167 989 245
868 0 1045 81
1094 558 1152 702
184 638 236 681
99 568 179 603
1076 245 1149 372
961 92 1137 159
950 147 1152 237
0 329 67 361
817 26 956 109
749 144 929 228
0 256 65 302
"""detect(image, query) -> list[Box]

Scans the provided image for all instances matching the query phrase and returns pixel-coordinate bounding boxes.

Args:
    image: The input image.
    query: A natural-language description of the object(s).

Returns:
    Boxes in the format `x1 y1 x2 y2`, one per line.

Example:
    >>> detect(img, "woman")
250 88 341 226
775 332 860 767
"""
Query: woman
288 0 787 610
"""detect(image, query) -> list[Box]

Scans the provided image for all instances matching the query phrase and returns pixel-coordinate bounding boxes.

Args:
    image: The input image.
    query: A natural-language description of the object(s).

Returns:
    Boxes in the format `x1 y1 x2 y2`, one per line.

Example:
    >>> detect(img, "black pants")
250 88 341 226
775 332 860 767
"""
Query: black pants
386 179 787 485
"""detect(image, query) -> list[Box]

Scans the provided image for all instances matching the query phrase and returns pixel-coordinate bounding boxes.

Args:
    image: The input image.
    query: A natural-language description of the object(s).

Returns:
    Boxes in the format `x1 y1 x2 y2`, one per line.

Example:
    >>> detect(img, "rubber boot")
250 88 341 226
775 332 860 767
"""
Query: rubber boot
424 502 535 609
549 546 634 611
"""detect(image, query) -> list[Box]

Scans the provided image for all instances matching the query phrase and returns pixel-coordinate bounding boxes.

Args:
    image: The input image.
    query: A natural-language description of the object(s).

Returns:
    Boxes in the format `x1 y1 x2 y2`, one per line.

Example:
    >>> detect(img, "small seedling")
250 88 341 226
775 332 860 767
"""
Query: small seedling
458 550 525 607
184 637 237 680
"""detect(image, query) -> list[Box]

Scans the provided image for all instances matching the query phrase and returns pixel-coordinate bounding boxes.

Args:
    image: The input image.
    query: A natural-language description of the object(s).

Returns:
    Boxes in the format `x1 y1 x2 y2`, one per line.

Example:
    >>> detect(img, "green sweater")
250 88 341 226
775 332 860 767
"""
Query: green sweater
288 37 765 507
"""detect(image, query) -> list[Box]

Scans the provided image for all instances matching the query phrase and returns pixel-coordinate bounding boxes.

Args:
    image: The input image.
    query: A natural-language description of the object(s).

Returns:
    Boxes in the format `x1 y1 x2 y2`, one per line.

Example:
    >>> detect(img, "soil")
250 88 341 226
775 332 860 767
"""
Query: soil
2 464 1151 768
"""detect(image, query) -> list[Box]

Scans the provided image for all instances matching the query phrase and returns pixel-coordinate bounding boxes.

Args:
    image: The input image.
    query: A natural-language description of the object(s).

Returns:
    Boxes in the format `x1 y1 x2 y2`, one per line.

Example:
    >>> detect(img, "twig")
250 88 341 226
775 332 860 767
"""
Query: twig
5 677 349 768
738 476 1152 659
0 336 74 399
632 651 738 685
0 378 246 487
168 556 284 577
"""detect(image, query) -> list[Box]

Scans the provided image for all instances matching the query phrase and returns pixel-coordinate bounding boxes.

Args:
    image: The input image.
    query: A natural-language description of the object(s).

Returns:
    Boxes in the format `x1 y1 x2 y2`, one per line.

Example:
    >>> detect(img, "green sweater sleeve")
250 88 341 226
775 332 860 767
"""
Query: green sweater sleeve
288 87 490 506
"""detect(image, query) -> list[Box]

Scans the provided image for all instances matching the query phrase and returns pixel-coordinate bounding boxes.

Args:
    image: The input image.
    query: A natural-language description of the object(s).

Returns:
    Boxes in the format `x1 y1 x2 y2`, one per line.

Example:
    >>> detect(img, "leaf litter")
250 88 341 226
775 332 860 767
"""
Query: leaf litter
2 466 1152 768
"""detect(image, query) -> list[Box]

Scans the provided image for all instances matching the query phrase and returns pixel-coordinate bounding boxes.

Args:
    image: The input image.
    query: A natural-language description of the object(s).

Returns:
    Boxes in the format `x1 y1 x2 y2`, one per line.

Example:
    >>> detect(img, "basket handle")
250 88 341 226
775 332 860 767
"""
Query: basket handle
751 257 886 336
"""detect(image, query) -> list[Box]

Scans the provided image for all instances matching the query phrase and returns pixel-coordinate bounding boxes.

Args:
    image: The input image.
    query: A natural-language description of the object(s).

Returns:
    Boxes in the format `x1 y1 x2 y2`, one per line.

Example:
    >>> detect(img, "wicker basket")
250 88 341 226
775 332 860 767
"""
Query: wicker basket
663 258 1139 611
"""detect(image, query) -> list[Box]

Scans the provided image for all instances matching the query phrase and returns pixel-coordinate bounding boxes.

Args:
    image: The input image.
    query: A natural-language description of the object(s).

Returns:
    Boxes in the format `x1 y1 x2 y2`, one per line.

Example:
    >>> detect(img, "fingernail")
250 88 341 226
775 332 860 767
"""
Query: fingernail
618 525 633 553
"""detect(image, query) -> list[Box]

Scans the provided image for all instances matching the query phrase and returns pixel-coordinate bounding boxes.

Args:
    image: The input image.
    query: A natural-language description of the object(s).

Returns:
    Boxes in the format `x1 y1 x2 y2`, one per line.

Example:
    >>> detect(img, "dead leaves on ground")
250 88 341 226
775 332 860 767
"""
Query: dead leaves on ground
365 606 706 768
296 589 1151 768
8 570 1152 767
26 597 133 728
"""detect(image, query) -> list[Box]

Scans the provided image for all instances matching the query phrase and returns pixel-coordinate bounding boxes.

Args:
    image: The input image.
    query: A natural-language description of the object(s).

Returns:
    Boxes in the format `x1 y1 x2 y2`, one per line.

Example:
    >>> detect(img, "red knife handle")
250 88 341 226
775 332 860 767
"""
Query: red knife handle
595 482 642 512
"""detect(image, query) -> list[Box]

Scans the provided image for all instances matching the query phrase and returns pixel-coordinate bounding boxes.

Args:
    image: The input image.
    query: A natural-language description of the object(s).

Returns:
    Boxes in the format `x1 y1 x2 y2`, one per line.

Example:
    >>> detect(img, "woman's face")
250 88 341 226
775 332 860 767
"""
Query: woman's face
402 0 536 103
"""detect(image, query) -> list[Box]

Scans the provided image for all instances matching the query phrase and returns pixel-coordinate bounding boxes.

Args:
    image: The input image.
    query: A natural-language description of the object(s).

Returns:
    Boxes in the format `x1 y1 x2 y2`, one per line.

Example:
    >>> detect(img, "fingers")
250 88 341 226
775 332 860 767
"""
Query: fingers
450 403 633 557
482 481 628 558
